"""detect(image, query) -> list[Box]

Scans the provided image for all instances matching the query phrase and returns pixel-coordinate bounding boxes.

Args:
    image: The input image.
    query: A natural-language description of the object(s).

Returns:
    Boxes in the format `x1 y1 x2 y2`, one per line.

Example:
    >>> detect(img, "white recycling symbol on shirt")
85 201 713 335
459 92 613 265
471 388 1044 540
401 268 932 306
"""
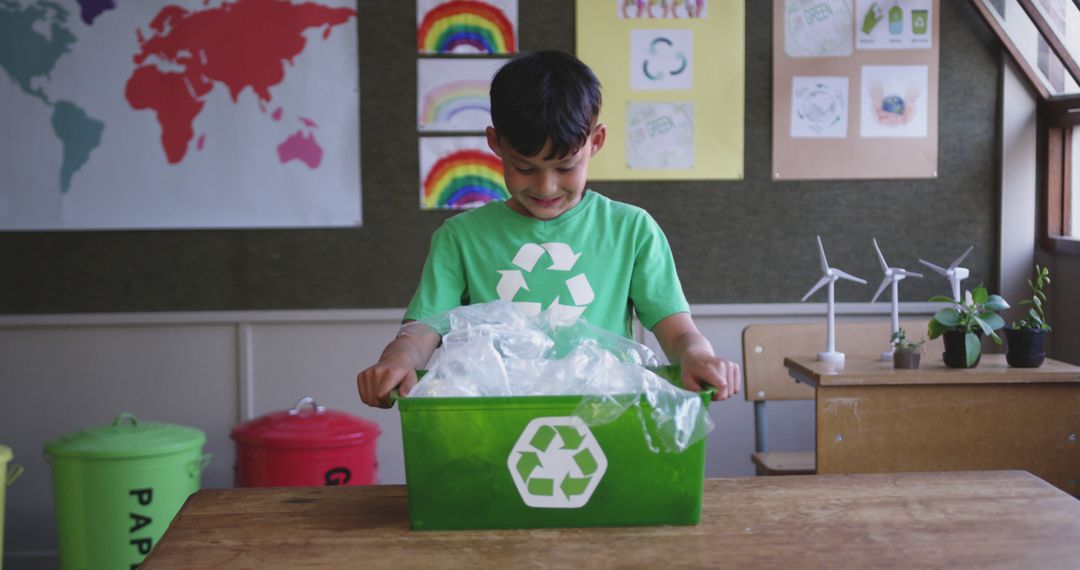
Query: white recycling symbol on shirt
496 242 594 322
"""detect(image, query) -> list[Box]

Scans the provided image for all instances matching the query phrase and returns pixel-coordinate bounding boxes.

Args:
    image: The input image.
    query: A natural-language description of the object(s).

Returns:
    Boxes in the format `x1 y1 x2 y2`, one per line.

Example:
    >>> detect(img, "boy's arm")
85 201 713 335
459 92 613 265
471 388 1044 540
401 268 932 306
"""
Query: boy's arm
356 323 441 408
651 312 741 401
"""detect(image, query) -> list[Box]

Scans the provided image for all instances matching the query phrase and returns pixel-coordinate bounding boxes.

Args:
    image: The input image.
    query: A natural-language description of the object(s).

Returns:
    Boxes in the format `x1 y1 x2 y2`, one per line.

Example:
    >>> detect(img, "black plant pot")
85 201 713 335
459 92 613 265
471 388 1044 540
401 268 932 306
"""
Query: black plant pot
942 330 980 368
1005 328 1047 368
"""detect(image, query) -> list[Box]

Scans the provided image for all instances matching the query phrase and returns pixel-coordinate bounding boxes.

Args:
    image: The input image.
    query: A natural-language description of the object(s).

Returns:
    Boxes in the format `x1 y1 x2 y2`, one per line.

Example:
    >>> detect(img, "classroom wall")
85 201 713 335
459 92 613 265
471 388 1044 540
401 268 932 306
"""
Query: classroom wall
0 2 1010 568
0 1 1003 314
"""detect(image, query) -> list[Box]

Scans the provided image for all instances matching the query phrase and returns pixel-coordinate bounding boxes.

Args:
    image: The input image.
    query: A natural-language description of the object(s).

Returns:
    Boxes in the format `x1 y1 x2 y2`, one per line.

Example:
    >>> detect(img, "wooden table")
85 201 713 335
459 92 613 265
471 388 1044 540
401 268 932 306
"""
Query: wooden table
785 354 1080 493
142 471 1080 569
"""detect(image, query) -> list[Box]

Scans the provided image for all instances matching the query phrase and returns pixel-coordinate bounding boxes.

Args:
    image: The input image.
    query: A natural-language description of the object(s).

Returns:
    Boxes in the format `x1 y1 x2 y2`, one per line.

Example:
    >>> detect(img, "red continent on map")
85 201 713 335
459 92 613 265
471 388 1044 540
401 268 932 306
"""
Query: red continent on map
124 0 355 164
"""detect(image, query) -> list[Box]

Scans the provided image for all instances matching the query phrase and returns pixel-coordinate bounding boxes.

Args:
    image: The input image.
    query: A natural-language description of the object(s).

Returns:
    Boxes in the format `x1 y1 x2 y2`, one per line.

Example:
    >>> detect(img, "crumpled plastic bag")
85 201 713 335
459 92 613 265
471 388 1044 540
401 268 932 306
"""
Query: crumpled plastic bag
403 300 714 452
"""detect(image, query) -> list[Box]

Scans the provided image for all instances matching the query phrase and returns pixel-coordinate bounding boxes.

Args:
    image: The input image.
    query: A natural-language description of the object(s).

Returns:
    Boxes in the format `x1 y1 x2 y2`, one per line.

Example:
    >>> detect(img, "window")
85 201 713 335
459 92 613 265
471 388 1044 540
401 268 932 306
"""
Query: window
971 0 1080 253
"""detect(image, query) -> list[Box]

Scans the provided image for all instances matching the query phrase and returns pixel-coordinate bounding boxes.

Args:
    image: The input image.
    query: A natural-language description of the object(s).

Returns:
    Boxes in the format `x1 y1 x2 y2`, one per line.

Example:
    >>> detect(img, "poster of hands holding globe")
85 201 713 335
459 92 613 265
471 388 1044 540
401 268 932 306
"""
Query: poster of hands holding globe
773 0 938 180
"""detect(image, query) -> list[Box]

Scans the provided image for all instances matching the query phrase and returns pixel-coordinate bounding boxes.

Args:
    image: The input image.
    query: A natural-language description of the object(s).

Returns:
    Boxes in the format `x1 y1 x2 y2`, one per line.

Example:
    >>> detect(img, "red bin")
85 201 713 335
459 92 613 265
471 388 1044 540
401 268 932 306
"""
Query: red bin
231 397 380 487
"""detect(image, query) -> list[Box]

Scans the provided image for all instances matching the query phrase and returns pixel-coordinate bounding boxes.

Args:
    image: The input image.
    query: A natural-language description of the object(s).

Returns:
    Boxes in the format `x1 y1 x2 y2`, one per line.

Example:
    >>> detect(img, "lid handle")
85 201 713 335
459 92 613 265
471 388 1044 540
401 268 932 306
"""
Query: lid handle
289 397 325 415
7 463 23 487
112 413 138 428
188 453 213 478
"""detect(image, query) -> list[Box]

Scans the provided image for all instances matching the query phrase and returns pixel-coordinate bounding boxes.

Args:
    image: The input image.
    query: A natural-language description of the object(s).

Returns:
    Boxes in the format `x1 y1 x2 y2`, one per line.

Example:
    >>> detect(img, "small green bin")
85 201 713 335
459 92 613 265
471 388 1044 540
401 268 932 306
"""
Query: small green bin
44 414 210 570
396 366 710 530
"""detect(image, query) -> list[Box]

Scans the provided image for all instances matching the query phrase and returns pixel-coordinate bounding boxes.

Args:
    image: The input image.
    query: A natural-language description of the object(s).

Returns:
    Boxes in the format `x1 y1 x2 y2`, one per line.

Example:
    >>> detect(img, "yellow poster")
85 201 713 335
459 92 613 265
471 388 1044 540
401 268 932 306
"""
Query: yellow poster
575 1 745 180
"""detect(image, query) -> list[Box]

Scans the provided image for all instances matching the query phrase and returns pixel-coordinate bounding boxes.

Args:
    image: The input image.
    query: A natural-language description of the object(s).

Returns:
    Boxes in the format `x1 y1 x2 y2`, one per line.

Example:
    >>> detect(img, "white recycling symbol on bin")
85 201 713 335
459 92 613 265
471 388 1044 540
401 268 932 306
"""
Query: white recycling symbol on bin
496 243 594 322
507 416 607 509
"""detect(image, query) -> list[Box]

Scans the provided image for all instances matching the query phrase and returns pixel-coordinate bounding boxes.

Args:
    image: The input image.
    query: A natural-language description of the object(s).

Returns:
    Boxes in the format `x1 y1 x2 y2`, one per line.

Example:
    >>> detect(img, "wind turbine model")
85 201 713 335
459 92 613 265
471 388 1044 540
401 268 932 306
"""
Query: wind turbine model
918 246 973 302
870 238 923 361
801 236 868 364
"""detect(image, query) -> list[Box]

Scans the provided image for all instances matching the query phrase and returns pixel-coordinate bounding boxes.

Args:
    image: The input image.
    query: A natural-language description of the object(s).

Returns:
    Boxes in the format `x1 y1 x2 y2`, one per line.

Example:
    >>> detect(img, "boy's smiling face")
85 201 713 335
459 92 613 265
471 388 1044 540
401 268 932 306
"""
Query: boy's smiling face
486 125 607 221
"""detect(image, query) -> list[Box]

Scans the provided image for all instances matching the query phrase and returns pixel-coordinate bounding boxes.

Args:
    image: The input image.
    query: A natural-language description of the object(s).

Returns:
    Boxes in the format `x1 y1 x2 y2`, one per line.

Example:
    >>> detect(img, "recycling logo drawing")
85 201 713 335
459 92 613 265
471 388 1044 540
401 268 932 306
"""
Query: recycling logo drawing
497 242 594 322
508 416 607 509
631 29 694 91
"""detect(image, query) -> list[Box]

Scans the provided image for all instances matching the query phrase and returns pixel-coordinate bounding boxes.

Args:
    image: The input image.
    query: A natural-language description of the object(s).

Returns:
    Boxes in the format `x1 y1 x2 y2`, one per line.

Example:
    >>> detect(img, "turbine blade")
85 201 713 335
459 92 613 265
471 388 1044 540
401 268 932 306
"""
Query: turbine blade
816 235 829 274
873 238 888 272
949 245 974 270
801 275 831 302
919 259 948 275
871 276 891 303
834 269 867 285
896 268 924 279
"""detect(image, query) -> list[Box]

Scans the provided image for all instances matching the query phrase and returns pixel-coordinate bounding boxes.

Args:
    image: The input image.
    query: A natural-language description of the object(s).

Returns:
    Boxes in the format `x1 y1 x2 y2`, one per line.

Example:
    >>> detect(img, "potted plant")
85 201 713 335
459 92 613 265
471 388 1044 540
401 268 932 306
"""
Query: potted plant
890 328 925 369
1005 265 1051 368
927 286 1010 368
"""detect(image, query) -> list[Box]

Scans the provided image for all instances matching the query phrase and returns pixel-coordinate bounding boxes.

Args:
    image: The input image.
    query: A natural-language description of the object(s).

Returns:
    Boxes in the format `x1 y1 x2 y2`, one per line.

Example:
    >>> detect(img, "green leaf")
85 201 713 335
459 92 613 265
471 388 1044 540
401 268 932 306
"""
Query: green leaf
928 318 950 340
972 315 994 337
972 287 989 305
928 295 955 303
965 332 981 367
1029 308 1041 322
1036 290 1047 301
990 331 1003 345
933 308 961 327
1032 296 1042 308
978 312 1005 330
984 295 1010 311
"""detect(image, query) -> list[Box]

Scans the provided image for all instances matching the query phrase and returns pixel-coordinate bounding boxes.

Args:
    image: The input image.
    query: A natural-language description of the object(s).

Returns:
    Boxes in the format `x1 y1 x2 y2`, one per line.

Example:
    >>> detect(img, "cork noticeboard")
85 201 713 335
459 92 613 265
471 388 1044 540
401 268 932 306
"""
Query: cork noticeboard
772 0 940 180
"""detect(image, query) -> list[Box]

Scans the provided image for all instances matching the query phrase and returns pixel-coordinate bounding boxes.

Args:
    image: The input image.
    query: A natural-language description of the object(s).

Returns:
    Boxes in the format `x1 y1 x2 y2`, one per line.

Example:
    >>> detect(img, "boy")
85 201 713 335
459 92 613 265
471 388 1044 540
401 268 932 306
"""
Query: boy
357 51 740 408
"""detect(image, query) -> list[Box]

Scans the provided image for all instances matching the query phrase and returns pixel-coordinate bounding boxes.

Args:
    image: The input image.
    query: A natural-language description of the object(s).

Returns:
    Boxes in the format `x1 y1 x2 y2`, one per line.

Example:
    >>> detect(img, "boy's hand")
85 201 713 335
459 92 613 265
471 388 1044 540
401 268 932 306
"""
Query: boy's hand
652 313 742 401
679 352 742 401
356 352 419 408
357 325 440 408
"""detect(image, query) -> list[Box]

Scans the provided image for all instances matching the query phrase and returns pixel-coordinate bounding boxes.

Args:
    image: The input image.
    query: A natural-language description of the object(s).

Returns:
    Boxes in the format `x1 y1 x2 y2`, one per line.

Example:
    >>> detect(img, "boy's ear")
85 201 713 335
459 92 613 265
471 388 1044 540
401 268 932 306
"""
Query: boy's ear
589 124 607 157
485 127 502 157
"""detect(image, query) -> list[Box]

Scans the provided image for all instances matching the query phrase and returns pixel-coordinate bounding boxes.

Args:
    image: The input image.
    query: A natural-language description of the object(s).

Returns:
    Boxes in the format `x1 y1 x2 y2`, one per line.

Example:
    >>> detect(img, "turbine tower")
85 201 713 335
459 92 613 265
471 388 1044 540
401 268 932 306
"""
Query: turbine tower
801 236 867 364
871 238 923 360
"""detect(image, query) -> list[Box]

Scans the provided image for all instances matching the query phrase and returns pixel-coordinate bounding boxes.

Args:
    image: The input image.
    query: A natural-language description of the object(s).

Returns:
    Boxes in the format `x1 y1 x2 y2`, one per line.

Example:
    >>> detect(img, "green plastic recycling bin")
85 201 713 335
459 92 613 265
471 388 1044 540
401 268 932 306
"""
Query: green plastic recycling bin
1 445 24 570
44 414 210 570
395 366 712 530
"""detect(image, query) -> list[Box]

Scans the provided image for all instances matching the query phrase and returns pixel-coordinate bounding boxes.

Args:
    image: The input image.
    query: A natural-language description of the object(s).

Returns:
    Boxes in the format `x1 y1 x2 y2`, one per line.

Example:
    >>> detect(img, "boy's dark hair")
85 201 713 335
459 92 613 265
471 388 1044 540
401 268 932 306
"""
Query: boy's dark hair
490 50 602 160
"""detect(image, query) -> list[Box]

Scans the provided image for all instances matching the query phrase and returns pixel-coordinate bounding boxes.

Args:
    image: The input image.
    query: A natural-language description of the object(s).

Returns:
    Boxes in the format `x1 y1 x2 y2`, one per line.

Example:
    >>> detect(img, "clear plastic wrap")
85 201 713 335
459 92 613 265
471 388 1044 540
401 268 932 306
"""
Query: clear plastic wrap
403 301 713 452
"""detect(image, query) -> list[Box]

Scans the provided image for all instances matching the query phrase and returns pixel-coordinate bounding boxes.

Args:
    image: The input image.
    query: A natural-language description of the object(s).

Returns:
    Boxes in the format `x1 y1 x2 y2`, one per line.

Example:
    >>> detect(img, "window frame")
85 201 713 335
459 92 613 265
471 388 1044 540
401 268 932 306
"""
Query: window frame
970 0 1080 254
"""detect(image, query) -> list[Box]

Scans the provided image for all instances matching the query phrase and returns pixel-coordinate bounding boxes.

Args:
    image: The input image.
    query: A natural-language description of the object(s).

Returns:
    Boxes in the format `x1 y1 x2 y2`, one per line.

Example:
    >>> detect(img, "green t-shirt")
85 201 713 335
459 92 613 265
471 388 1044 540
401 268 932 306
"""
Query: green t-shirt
404 191 689 338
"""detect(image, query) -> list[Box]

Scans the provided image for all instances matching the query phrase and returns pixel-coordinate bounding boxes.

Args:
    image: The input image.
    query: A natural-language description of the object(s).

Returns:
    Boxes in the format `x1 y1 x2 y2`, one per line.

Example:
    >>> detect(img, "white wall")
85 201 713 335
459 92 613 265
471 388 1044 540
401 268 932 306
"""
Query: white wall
999 59 1037 309
0 303 938 568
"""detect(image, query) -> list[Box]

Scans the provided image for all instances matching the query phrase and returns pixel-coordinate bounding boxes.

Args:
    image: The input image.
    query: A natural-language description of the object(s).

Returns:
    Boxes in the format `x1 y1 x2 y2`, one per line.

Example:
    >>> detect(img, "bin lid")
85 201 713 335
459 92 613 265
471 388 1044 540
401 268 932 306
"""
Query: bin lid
44 413 206 459
230 397 380 448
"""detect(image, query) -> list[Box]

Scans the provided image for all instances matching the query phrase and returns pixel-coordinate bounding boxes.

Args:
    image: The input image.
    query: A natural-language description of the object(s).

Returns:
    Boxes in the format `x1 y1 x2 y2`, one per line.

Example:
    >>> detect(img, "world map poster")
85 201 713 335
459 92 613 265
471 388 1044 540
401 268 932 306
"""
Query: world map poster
0 0 362 229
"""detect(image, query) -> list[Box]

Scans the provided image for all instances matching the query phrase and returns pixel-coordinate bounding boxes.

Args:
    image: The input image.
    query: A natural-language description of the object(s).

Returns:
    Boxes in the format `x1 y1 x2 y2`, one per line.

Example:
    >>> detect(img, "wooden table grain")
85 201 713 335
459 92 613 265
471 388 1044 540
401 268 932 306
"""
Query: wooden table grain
142 471 1080 569
784 354 1080 493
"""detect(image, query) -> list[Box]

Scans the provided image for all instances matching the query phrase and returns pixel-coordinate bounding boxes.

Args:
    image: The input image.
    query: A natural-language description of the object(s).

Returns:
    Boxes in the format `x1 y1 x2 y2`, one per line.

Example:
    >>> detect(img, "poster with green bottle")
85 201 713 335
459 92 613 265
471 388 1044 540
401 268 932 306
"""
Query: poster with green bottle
856 0 932 49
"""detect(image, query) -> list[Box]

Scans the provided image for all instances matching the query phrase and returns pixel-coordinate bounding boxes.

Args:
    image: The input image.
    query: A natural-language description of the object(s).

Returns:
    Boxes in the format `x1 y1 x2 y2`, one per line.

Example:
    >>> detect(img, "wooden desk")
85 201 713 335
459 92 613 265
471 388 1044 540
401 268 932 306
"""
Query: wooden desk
142 471 1080 569
785 354 1080 492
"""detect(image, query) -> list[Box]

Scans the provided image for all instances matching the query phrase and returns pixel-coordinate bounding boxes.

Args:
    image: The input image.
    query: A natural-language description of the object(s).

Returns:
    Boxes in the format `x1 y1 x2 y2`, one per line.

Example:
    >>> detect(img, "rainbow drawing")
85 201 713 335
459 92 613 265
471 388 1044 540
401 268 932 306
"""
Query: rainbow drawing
421 147 508 210
417 0 517 55
419 79 491 130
